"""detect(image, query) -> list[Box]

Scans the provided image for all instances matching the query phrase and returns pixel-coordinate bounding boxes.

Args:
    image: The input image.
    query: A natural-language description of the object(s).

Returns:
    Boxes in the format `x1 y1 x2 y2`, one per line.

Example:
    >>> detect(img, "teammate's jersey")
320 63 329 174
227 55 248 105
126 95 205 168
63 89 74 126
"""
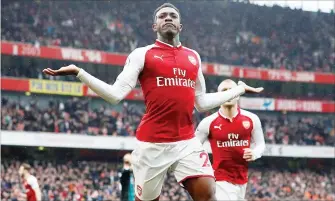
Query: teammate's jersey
126 40 205 142
195 108 265 184
23 175 39 201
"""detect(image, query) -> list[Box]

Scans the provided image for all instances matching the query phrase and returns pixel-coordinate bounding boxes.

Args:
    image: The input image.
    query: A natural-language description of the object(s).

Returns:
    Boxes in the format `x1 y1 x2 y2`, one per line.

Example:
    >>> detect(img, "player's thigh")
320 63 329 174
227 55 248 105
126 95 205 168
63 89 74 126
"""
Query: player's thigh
172 139 216 199
216 181 239 201
172 139 214 183
131 142 173 200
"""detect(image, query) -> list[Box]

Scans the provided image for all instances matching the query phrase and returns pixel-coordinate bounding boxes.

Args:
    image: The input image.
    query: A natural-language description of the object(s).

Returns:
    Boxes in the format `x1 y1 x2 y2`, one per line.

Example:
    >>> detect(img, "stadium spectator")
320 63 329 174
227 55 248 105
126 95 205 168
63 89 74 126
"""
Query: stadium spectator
1 1 334 72
1 97 334 146
1 160 334 201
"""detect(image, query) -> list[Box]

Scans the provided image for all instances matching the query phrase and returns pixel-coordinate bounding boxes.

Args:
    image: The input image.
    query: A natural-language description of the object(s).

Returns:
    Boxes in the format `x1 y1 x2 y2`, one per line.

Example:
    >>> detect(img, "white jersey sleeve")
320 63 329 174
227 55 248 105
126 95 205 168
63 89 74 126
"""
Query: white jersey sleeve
27 175 39 189
241 110 266 160
195 113 219 144
192 51 246 112
77 46 152 104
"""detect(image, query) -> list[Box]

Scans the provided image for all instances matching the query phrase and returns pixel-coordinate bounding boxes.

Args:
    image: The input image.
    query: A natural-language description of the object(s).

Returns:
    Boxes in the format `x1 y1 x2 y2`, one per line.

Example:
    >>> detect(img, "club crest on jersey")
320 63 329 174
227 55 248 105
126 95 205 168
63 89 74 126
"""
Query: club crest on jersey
188 55 197 65
242 121 250 129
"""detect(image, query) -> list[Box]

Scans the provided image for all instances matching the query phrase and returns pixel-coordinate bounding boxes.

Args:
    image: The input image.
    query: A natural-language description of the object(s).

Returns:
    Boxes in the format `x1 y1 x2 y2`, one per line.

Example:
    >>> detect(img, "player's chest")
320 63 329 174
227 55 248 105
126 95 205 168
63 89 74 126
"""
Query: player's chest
144 49 199 79
209 118 253 141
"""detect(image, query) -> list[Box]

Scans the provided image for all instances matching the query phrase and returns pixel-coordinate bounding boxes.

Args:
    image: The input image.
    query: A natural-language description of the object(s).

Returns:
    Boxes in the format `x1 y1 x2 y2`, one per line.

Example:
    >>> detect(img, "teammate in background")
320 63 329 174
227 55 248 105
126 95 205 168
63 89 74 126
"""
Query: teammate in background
119 153 135 201
17 163 42 201
42 3 263 201
195 79 266 201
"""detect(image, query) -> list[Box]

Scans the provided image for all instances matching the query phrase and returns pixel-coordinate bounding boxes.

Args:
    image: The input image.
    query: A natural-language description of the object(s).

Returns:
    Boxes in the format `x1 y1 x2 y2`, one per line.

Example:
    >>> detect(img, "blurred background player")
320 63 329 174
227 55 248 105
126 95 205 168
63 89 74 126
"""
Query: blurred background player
195 79 266 200
42 3 263 201
119 153 135 201
16 163 41 201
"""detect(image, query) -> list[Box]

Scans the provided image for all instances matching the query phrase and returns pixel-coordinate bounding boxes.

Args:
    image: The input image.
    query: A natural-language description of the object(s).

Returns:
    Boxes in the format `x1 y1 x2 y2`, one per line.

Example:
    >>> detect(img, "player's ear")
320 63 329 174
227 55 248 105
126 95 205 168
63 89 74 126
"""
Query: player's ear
179 23 183 31
152 23 158 32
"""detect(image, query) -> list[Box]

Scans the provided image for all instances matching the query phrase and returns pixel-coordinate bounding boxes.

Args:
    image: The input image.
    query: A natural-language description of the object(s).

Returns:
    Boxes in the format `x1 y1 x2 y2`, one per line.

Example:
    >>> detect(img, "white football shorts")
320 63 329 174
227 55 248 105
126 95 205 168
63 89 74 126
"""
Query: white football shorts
131 137 214 200
216 181 247 201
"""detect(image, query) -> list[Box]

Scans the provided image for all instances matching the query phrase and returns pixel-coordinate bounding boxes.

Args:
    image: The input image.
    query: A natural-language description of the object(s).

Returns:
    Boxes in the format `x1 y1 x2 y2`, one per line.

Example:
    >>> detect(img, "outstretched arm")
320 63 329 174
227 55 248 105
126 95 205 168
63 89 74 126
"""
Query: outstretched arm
193 51 262 112
194 68 263 112
43 48 145 104
194 68 245 112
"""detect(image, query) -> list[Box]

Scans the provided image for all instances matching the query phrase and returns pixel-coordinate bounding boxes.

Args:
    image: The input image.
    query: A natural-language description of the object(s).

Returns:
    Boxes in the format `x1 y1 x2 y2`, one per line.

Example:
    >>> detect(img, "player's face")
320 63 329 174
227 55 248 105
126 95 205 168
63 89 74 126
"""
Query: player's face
153 7 182 38
220 82 239 106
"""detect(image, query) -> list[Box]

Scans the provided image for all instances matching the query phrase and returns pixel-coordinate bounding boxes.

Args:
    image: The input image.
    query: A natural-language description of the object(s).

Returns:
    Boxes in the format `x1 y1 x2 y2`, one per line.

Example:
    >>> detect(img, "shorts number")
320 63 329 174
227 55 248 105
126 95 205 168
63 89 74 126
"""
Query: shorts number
200 152 210 167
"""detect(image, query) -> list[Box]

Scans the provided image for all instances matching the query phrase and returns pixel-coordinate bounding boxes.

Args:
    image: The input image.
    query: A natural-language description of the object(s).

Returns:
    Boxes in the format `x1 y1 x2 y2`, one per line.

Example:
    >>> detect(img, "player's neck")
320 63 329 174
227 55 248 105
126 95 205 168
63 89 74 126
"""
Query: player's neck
157 35 180 47
220 105 238 119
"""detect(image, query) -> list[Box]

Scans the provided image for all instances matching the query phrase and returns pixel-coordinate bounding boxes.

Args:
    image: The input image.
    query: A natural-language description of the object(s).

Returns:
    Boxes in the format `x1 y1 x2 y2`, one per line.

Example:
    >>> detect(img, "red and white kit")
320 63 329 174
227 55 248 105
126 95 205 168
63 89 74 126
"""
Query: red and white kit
22 175 39 201
77 40 246 200
196 108 265 200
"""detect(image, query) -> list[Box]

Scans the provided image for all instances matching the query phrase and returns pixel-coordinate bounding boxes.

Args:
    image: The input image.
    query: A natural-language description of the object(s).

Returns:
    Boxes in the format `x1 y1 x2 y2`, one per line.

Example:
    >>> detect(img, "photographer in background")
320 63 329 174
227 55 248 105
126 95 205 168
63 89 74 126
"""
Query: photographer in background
119 153 135 201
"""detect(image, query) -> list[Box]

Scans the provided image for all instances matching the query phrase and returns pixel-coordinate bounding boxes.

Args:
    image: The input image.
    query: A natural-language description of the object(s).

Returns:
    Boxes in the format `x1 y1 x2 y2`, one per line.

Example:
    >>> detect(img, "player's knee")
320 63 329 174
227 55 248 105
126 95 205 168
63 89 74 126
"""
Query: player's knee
186 177 217 201
201 182 216 201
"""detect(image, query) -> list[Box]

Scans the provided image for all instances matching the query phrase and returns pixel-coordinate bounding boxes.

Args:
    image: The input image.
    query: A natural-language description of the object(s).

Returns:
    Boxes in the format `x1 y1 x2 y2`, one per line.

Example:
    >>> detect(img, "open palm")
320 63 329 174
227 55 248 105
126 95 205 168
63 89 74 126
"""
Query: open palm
42 64 80 76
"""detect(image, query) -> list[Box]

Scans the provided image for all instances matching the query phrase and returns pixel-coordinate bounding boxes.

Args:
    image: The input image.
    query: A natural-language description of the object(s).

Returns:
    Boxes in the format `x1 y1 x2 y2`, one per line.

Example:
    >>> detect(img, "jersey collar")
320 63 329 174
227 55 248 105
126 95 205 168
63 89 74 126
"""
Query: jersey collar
155 39 182 49
218 107 241 122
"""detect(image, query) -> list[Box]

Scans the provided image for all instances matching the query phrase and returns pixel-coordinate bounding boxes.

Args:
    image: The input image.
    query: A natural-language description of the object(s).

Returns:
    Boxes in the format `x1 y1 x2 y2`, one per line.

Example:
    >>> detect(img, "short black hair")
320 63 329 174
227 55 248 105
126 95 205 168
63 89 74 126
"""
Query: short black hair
153 3 180 22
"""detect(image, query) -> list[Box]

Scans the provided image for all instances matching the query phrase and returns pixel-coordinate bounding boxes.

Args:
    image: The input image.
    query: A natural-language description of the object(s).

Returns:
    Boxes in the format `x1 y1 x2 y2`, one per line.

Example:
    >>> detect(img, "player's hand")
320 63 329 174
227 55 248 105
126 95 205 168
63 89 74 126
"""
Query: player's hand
238 81 264 93
42 64 80 76
243 148 255 162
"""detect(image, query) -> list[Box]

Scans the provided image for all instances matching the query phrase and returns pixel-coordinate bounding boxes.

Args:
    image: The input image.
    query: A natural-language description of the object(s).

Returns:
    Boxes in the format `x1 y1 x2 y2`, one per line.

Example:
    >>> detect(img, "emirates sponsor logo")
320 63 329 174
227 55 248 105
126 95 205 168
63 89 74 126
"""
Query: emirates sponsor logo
217 140 249 147
216 133 249 147
156 68 195 88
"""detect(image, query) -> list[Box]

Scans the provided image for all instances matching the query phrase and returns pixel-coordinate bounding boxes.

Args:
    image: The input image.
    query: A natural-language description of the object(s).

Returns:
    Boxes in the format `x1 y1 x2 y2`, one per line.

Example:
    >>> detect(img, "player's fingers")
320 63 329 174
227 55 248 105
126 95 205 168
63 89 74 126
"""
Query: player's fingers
249 87 264 93
42 68 56 76
243 149 252 154
48 68 60 75
243 154 252 159
255 87 264 92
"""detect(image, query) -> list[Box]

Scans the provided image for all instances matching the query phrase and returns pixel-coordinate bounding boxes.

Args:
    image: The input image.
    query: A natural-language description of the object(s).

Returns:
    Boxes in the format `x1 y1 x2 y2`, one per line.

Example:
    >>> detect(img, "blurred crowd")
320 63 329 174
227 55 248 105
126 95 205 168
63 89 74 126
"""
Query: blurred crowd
1 160 190 201
2 97 335 146
247 168 335 201
1 97 142 137
2 55 334 101
1 160 334 201
1 1 334 72
260 113 335 146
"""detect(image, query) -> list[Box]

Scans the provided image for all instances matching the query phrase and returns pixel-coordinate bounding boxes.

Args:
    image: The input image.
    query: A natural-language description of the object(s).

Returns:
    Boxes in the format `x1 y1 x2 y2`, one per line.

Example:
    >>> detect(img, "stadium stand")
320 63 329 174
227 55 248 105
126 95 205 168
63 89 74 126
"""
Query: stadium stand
1 158 334 201
2 97 334 146
1 1 334 201
1 1 334 72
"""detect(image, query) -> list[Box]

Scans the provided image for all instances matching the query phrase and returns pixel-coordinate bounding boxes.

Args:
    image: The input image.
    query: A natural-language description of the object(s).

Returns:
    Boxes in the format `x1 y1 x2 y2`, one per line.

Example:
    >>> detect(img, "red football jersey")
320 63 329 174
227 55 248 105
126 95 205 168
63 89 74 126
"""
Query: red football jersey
196 108 264 185
77 39 246 143
126 40 204 142
23 175 39 201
